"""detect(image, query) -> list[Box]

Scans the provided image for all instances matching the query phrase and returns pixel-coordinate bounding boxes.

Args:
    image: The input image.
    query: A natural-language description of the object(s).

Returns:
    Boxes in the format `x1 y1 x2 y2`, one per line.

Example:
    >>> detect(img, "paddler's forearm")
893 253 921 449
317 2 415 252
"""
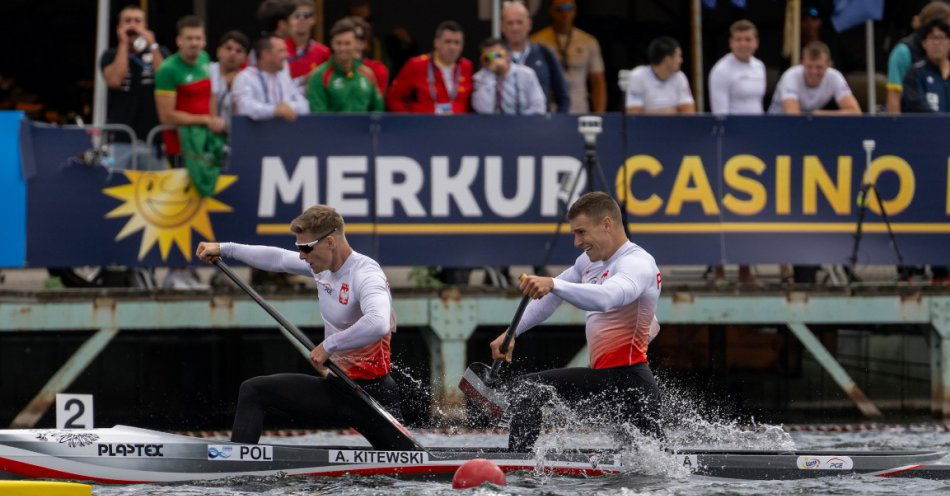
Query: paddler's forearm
551 276 641 312
220 242 312 276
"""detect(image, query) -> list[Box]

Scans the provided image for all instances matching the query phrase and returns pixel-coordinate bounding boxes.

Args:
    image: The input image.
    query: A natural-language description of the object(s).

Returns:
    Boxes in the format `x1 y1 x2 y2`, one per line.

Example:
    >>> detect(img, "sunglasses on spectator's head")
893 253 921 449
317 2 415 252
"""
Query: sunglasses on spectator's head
292 11 314 19
481 49 507 63
295 229 335 254
554 3 576 12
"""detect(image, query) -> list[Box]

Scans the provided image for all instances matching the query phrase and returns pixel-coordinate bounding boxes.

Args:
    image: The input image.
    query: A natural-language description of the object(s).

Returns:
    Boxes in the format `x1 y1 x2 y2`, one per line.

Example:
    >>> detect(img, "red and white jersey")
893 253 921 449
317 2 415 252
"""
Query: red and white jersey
515 241 661 369
220 244 395 380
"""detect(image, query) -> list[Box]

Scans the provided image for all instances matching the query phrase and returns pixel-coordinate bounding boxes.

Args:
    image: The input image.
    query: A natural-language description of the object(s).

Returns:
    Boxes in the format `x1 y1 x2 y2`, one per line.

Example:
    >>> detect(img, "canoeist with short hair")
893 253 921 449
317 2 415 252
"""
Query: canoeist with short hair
489 191 664 451
196 204 400 446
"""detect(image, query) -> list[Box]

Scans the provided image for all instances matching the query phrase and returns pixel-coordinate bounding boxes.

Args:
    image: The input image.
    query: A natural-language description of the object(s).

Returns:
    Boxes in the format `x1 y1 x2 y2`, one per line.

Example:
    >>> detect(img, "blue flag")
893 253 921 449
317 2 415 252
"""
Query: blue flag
831 0 884 32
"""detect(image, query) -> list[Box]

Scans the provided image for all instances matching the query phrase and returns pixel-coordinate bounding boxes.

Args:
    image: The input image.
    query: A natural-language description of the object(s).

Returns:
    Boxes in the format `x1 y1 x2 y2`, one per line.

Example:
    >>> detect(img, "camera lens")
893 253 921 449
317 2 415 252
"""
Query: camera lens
133 36 148 53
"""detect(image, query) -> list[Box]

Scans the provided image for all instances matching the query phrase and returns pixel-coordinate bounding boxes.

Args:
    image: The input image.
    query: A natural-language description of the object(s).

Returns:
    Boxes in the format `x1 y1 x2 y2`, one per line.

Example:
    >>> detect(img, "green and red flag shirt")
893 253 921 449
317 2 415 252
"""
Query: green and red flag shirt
155 51 212 155
307 58 384 113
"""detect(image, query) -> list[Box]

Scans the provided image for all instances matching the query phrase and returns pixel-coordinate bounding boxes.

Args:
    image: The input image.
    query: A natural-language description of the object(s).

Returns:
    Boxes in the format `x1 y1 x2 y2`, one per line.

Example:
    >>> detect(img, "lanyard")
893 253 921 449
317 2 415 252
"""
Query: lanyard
256 69 282 104
495 71 521 115
555 30 572 71
287 39 312 63
510 43 531 65
427 57 460 103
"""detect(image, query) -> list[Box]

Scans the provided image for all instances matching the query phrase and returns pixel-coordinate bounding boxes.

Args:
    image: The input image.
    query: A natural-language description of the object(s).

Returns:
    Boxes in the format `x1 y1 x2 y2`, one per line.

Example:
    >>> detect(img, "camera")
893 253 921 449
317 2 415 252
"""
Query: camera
577 115 602 146
132 36 149 53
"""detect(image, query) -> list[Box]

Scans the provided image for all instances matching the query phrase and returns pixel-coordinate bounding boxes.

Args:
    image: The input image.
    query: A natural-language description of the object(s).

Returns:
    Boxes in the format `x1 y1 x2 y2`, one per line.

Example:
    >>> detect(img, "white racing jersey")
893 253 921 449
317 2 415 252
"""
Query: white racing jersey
220 243 395 379
515 241 661 369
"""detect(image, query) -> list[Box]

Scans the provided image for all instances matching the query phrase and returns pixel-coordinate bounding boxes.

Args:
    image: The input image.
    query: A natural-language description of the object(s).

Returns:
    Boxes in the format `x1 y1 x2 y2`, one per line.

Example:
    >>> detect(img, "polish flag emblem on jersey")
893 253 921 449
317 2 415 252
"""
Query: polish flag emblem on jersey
339 283 350 305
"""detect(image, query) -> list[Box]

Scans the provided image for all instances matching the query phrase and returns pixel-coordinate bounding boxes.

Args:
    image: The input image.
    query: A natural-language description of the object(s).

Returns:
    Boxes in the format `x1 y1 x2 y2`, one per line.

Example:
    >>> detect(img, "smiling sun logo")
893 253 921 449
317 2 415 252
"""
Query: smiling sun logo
103 169 237 261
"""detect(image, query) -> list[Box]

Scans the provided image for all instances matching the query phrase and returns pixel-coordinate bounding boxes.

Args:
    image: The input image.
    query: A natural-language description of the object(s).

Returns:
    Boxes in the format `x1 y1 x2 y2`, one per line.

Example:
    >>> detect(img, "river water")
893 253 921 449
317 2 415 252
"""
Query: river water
88 425 950 496
90 382 950 495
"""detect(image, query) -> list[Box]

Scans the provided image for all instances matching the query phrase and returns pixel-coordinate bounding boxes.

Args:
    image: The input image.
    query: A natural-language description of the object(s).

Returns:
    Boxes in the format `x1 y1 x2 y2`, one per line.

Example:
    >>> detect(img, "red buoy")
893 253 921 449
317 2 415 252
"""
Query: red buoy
452 458 507 489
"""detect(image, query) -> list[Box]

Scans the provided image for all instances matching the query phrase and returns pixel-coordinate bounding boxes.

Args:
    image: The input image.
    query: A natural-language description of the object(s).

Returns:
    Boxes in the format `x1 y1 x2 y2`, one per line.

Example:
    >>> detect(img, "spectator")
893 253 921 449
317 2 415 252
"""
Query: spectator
902 20 950 112
709 20 765 115
887 1 950 114
769 41 860 284
530 0 606 113
155 15 225 157
307 19 384 113
210 30 249 125
349 16 389 96
472 37 546 115
768 41 860 115
285 0 330 90
233 33 309 121
707 19 765 287
625 36 695 114
252 0 295 67
100 5 168 142
155 16 222 290
900 19 950 285
257 0 295 38
501 0 570 112
386 21 473 114
802 5 823 48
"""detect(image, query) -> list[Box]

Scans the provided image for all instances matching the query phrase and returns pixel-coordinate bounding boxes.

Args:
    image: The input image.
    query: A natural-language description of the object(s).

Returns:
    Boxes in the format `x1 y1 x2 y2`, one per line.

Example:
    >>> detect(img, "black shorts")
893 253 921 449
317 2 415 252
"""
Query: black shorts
230 372 402 447
507 362 663 451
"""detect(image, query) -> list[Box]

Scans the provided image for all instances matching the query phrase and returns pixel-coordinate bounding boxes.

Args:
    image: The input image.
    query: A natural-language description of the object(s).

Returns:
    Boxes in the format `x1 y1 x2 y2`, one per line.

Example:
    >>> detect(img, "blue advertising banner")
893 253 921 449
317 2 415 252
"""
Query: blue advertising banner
21 114 950 267
0 112 26 268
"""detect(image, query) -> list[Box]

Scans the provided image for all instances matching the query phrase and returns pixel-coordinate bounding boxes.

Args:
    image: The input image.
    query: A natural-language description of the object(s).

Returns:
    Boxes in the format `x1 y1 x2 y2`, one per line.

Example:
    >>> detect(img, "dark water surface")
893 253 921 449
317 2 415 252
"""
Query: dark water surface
91 427 950 496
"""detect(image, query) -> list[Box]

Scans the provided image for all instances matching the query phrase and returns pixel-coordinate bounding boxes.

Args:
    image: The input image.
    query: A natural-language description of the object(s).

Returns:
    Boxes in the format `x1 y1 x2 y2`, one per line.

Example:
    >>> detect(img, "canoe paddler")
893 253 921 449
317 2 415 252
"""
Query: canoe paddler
489 192 665 451
197 204 402 446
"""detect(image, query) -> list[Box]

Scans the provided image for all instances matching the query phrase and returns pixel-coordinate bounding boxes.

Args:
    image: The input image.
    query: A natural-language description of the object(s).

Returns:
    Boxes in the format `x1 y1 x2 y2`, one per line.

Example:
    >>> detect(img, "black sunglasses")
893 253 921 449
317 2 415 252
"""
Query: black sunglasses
295 229 335 254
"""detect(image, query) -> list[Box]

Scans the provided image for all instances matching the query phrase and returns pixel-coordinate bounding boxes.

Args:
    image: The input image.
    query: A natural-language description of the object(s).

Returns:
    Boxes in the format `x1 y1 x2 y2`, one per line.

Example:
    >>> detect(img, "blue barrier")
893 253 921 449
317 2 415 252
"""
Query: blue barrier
19 114 950 266
0 112 25 268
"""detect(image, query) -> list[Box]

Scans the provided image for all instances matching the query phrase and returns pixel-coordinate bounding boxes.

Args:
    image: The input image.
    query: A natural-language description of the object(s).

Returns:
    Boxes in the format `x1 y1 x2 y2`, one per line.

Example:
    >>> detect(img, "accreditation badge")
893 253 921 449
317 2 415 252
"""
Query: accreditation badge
435 103 453 115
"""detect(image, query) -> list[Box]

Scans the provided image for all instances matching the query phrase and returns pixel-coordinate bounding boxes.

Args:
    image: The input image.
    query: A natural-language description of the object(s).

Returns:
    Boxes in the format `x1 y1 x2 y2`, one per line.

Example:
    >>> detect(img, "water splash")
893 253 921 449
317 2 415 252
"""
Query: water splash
655 378 795 451
496 374 794 480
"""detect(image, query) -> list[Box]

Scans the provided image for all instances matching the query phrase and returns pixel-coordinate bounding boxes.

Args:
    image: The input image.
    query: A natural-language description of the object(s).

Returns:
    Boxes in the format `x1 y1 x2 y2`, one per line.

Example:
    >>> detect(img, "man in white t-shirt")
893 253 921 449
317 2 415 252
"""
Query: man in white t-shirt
195 205 402 447
625 36 695 114
709 19 765 114
768 41 861 115
707 19 765 287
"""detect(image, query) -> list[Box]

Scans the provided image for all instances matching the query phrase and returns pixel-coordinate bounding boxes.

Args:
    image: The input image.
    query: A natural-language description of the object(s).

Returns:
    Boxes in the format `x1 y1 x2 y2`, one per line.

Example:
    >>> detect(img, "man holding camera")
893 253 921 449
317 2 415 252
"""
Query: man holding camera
472 37 546 115
100 5 168 142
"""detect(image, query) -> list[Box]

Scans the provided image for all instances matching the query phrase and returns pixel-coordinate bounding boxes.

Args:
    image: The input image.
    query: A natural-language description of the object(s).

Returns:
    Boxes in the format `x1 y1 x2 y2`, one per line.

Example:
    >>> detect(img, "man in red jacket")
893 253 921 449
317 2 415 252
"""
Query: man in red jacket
285 0 330 89
387 21 472 114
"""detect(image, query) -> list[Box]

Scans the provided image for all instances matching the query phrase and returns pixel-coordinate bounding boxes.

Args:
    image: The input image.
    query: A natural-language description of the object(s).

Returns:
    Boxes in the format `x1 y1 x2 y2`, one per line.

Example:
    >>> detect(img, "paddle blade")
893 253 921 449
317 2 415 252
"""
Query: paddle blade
459 362 508 421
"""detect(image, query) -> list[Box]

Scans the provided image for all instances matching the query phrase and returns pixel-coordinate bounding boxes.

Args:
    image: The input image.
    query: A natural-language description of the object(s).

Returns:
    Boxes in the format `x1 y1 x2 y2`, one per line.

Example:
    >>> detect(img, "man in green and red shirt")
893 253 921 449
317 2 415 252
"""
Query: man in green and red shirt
307 18 384 113
155 15 225 156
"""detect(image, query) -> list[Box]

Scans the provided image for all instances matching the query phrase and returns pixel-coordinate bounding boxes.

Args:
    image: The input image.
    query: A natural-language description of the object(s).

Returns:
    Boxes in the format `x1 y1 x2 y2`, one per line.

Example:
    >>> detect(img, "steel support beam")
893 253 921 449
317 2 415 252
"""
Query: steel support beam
9 327 119 428
422 298 476 413
930 298 950 417
786 322 882 418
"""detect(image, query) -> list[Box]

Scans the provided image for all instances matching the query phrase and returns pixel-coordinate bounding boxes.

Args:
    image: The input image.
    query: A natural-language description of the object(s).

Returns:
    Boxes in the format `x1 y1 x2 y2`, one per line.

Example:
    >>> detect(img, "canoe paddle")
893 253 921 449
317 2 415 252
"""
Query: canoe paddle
458 276 530 421
212 259 425 452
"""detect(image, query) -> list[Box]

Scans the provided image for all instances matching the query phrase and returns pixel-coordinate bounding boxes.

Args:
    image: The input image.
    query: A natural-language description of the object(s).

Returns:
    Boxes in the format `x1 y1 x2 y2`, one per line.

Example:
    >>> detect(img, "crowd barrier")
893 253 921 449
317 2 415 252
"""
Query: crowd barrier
11 112 950 267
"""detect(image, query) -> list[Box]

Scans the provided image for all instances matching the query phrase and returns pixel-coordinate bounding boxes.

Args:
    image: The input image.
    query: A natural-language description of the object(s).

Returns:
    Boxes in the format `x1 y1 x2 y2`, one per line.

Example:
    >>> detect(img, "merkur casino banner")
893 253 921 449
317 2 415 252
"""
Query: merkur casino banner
18 114 950 267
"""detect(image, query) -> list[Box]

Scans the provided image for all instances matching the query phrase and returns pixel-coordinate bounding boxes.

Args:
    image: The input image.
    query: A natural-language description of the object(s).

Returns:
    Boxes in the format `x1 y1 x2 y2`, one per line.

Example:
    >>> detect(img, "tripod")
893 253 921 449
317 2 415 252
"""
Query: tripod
847 140 905 283
537 116 620 271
